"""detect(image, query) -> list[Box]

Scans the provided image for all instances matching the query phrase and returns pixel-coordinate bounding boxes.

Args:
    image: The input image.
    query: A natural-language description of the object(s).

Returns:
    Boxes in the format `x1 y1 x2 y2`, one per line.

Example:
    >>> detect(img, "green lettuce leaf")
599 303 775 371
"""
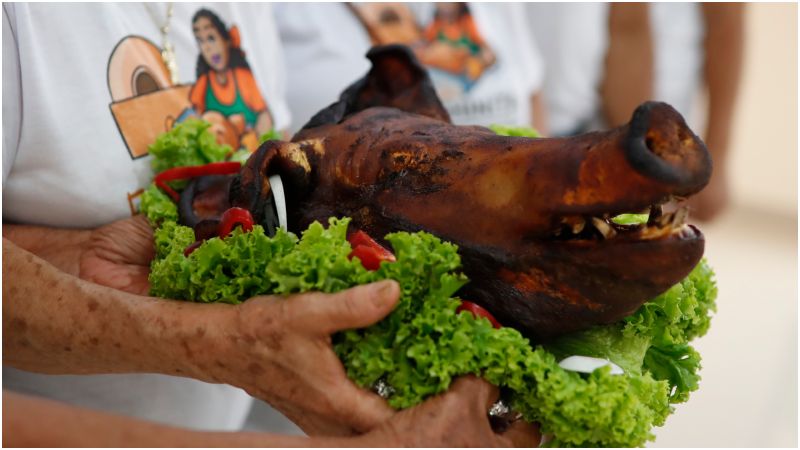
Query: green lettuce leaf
147 217 716 447
623 260 718 347
259 129 283 144
139 183 178 226
489 124 541 138
612 213 650 225
148 118 231 174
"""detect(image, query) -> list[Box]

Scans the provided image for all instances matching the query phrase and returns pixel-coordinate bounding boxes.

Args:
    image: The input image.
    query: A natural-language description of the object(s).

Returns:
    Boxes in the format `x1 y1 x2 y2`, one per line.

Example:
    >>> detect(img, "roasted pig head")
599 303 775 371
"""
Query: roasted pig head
182 45 712 340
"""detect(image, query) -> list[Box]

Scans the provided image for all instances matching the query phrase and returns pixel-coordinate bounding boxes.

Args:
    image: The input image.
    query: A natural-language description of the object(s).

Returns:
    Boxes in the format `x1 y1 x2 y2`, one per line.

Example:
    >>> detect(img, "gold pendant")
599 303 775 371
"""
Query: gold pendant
161 42 179 85
160 3 178 84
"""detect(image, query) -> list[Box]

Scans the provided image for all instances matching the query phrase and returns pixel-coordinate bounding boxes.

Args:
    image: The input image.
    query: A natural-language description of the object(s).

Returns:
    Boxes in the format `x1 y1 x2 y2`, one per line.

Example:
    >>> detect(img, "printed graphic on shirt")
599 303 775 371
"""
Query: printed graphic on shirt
107 8 273 160
350 2 496 101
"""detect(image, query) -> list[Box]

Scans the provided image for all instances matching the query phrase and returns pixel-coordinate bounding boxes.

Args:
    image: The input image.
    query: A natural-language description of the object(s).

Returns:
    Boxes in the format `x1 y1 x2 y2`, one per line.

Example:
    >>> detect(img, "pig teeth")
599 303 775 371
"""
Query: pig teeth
648 204 663 225
672 207 689 227
560 216 586 235
591 217 616 239
657 211 674 227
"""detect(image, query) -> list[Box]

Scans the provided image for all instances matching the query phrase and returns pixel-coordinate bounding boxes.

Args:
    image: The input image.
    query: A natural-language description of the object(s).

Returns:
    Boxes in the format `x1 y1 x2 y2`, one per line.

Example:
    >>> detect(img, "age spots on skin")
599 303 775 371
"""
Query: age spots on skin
87 300 99 312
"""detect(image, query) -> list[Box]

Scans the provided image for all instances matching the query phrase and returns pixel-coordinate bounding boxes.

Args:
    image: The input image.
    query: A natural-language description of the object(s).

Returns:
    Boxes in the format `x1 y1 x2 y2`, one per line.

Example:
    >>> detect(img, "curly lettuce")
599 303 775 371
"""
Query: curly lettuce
148 118 231 174
148 217 717 447
139 183 178 226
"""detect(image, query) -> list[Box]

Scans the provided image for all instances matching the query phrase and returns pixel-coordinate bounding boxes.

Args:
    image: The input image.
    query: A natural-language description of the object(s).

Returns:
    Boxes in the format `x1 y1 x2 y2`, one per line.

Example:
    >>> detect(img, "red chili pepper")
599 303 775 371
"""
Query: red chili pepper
218 207 255 238
347 230 396 271
349 245 385 271
457 301 502 329
154 161 242 202
183 240 203 257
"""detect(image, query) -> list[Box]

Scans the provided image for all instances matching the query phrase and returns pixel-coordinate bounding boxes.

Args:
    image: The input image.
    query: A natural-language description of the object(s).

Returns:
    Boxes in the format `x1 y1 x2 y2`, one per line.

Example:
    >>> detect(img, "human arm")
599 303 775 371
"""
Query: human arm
689 3 745 221
3 238 399 435
3 391 311 447
601 2 654 127
4 215 155 295
4 377 539 447
531 91 549 136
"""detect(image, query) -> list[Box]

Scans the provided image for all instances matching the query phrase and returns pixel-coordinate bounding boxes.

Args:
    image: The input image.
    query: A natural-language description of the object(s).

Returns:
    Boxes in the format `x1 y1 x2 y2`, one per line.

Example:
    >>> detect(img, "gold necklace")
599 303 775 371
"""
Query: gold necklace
160 2 179 84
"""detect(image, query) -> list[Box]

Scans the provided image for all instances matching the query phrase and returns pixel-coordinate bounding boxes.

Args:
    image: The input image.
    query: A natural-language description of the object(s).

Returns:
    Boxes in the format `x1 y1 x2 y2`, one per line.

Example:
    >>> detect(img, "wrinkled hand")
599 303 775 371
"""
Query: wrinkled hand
355 376 541 447
206 280 401 436
79 215 155 295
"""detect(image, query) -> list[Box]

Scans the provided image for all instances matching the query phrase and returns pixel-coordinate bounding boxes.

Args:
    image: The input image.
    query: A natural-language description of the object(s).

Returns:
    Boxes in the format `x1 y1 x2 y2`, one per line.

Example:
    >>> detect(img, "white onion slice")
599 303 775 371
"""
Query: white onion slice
268 174 287 230
558 355 624 375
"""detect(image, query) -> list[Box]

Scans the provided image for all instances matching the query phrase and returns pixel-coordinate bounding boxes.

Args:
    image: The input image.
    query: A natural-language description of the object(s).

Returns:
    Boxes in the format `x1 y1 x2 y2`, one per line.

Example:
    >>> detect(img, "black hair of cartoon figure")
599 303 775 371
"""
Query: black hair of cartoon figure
192 8 250 78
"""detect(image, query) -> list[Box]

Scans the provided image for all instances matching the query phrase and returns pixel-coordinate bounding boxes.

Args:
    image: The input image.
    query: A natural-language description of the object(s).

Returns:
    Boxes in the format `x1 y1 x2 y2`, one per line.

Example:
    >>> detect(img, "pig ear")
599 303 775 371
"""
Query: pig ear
301 44 450 131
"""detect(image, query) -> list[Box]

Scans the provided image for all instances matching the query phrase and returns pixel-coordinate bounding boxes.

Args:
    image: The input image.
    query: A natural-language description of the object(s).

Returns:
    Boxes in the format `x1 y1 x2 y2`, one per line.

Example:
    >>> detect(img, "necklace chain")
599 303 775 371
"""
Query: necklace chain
160 2 179 84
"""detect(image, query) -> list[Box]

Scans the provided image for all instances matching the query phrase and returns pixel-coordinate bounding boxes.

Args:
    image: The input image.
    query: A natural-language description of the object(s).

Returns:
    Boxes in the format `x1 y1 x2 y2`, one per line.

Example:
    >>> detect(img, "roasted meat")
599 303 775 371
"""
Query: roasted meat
180 45 712 340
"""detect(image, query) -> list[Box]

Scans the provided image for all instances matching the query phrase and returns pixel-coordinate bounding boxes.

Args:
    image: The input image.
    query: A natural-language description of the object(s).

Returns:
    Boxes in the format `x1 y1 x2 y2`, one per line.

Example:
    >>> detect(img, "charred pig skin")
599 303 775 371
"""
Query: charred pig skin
183 45 712 340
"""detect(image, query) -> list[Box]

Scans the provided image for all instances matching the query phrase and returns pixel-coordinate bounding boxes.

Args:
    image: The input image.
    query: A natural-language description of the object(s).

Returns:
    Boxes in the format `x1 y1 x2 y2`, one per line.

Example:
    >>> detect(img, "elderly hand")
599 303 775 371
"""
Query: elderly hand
196 280 402 436
79 214 154 295
76 215 402 435
354 376 541 447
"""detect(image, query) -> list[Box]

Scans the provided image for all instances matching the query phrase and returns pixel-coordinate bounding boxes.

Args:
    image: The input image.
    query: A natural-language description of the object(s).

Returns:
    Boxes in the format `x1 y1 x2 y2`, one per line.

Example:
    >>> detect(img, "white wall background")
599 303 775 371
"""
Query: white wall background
728 2 797 217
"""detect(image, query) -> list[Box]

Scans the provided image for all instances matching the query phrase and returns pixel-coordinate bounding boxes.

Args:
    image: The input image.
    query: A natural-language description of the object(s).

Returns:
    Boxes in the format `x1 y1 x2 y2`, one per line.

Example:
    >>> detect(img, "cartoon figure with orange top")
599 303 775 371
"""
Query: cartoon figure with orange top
189 9 273 151
419 3 495 82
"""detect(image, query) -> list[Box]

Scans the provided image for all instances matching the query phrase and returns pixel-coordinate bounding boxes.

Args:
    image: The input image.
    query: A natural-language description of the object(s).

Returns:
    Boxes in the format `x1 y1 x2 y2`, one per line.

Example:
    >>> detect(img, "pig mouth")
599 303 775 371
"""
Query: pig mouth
550 204 697 243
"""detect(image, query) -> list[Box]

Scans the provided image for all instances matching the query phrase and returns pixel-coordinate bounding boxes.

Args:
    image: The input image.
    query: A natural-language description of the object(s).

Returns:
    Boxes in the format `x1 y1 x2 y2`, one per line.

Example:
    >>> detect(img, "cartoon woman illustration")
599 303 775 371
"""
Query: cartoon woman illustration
189 9 272 150
419 3 495 81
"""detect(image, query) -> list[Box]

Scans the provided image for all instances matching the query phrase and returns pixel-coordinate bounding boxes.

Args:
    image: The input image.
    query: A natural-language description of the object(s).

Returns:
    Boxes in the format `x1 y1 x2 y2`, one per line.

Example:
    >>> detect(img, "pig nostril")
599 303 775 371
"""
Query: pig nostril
624 101 712 189
645 137 656 153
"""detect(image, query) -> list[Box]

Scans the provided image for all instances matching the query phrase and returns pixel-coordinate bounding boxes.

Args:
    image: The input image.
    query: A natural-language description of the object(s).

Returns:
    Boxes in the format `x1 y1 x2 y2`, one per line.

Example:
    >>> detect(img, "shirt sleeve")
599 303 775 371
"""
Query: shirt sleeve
3 3 21 187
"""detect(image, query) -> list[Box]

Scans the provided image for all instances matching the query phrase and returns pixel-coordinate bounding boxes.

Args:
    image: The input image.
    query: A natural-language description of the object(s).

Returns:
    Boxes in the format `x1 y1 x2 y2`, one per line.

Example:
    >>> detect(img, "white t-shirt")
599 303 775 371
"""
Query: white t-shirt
276 2 544 132
2 2 291 430
3 2 290 229
650 2 704 127
525 3 610 136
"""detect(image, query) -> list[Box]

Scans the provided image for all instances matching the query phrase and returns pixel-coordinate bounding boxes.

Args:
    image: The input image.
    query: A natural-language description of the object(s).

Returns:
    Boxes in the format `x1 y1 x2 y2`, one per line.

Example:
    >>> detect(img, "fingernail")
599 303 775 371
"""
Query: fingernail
372 280 397 307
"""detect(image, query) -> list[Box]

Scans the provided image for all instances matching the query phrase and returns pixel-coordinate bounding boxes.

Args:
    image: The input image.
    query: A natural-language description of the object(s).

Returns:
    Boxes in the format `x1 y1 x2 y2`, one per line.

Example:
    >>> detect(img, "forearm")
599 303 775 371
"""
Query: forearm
531 92 549 136
702 3 745 165
3 223 90 276
3 391 344 447
3 238 232 382
601 2 654 127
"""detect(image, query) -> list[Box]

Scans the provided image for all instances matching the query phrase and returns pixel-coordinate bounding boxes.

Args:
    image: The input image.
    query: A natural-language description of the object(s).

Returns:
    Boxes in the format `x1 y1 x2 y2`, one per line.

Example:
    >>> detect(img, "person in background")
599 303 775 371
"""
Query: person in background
662 3 744 221
525 2 744 221
275 2 548 134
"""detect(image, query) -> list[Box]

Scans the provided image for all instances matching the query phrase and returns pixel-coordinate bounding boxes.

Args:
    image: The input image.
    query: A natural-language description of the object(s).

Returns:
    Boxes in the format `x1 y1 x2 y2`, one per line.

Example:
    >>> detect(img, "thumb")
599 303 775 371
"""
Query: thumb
295 280 400 334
